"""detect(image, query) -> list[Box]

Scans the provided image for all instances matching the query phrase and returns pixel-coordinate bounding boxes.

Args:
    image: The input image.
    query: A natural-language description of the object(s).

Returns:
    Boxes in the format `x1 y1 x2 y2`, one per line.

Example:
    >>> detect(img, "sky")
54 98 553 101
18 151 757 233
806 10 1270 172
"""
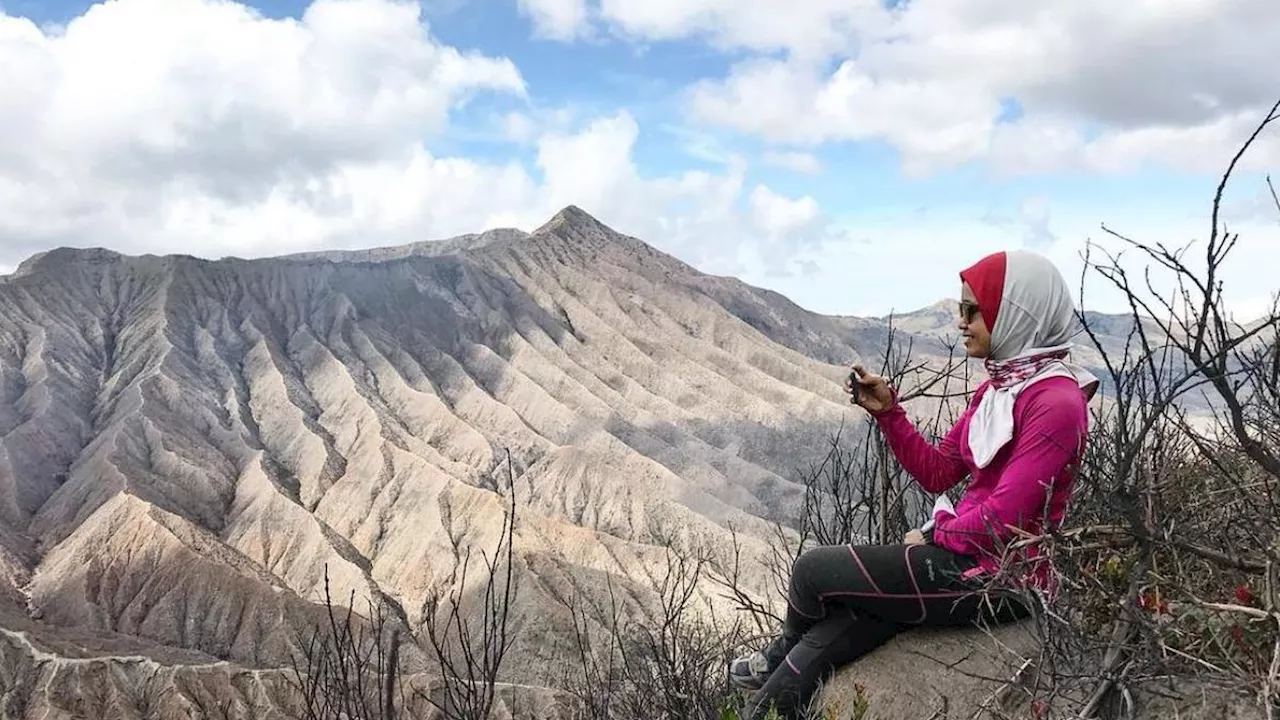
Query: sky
1 0 1278 320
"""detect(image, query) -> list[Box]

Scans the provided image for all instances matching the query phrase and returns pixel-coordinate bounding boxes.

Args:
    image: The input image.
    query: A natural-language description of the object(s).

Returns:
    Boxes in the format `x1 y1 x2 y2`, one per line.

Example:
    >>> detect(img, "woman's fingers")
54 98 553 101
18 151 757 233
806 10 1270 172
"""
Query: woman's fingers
846 363 895 411
850 364 884 387
845 363 894 411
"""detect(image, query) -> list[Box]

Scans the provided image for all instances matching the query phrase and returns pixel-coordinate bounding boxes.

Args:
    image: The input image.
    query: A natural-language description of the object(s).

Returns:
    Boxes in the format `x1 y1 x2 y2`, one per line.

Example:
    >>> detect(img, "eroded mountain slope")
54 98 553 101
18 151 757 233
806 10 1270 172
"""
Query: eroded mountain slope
1 207 931 717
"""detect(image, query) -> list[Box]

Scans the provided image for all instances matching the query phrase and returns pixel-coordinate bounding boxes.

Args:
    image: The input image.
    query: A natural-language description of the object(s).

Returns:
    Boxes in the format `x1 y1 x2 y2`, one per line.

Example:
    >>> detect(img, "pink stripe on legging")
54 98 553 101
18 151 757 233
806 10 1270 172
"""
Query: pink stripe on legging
818 589 973 600
903 545 927 623
847 545 883 594
818 547 973 605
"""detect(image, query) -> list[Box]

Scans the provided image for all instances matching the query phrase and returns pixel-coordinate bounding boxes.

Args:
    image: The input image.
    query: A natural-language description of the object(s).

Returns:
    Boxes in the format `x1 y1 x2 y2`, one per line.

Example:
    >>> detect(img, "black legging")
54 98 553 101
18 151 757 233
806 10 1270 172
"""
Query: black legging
745 543 1029 719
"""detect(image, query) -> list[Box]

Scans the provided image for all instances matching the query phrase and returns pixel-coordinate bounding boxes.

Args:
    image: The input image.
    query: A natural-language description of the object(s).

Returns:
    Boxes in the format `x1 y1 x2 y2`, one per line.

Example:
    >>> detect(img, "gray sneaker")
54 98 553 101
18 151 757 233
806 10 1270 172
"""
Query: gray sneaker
728 635 791 691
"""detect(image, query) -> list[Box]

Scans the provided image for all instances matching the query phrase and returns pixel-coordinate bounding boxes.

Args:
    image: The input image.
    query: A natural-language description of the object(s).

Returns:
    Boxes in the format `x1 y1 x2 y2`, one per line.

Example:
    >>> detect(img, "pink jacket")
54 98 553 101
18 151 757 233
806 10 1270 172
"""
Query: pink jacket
872 376 1089 586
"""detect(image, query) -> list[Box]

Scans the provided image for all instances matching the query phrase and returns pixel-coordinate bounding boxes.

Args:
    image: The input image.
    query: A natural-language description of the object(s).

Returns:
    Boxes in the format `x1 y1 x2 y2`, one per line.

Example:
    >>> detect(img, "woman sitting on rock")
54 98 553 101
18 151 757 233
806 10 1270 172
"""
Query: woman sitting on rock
730 250 1099 719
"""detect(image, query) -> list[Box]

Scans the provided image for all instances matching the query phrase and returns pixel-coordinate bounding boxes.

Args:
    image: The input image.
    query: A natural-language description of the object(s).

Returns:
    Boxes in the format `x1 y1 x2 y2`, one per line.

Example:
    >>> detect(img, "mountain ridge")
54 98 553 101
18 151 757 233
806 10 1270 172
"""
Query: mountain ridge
2 206 909 324
0 205 869 717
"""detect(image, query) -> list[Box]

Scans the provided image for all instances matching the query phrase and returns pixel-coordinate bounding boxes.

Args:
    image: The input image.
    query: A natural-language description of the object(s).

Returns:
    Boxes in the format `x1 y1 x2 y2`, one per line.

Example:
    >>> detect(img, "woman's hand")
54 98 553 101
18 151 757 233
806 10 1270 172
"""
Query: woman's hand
902 529 927 546
844 364 896 414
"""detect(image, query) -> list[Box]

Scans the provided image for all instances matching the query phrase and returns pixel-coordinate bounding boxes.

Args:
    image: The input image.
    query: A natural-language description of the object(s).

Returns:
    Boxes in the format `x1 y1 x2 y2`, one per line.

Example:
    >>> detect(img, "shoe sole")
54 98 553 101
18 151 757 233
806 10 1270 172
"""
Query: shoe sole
728 671 766 692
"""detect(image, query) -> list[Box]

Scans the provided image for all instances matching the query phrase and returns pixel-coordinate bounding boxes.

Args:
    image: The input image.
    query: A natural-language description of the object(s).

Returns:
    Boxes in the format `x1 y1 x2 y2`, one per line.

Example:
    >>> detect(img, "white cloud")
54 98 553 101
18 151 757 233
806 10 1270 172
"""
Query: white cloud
520 114 843 277
749 186 818 237
680 0 1280 176
0 0 527 256
594 0 884 60
535 114 640 216
517 0 590 40
762 151 823 175
980 196 1058 251
501 111 537 143
689 58 999 176
1016 197 1056 250
981 110 1280 178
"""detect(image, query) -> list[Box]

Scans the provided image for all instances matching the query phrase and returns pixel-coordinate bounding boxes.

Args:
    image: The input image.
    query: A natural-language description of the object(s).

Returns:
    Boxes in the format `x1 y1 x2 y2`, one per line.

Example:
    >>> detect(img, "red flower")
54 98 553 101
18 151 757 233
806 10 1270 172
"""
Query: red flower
1234 584 1255 606
1138 591 1169 615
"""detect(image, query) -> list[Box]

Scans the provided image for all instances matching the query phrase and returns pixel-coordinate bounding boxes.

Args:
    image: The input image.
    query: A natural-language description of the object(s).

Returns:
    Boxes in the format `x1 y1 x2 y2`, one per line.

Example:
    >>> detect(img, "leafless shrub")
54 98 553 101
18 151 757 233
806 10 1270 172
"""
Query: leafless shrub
978 98 1280 718
414 450 519 720
291 452 519 720
556 531 753 720
288 568 404 720
801 321 972 550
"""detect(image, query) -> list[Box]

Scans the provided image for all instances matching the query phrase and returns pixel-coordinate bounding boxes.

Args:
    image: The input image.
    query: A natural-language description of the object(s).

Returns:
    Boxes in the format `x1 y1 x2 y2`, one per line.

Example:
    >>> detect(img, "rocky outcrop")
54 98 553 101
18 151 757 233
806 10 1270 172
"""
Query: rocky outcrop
818 621 1039 719
815 620 1265 719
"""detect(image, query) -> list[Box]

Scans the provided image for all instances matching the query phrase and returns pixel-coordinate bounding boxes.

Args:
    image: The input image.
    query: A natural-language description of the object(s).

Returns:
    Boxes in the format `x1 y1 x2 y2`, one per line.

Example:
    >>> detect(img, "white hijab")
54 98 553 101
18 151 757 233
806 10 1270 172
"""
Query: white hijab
967 251 1099 468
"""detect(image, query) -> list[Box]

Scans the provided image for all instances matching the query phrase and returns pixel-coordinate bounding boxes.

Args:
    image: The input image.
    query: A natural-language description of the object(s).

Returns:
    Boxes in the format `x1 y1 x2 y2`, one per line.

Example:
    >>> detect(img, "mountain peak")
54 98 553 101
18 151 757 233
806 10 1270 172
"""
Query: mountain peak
533 205 611 236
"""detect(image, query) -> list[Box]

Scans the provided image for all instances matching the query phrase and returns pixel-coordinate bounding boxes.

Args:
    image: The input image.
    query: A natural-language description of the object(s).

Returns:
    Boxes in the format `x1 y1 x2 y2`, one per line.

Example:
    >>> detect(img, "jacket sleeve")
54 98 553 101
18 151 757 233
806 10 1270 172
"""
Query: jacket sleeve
931 384 1087 557
871 390 973 494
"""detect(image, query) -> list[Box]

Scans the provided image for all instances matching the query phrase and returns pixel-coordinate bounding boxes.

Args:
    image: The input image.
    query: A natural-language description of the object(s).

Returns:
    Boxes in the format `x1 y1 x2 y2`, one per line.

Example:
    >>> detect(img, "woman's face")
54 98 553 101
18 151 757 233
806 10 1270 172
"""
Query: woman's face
959 282 992 358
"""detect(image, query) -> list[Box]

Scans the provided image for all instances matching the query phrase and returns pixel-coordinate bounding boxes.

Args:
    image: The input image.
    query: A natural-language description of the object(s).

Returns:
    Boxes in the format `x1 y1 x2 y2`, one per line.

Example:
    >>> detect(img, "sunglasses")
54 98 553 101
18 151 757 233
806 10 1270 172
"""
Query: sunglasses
959 300 981 323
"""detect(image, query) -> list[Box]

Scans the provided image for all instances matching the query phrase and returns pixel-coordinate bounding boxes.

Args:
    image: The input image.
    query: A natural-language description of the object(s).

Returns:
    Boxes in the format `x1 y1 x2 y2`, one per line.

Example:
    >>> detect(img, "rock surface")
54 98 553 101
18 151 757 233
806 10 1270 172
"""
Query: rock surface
816 619 1266 719
818 620 1039 719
